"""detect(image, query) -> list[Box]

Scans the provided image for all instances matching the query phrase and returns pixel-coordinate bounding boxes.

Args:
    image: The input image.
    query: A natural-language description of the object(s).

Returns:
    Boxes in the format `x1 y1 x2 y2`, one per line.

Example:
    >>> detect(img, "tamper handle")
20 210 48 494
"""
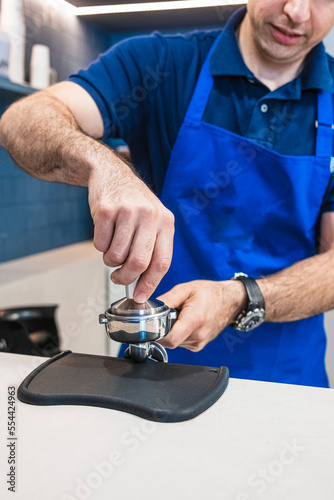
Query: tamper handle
125 278 139 300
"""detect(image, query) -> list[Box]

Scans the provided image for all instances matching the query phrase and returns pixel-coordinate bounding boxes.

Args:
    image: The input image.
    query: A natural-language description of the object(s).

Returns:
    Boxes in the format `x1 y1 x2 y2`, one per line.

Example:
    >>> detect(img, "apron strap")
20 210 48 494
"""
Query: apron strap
316 90 334 158
184 33 222 122
186 34 333 161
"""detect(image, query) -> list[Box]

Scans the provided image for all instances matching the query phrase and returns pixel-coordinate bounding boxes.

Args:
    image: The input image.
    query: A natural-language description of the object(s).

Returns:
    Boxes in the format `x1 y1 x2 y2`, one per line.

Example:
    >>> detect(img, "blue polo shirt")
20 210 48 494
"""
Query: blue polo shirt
69 8 334 211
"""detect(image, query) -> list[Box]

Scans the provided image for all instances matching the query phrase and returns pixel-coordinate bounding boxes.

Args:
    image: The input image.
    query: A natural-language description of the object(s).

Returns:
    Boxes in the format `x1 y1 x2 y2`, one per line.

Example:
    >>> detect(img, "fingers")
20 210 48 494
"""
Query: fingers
93 208 115 253
159 306 204 350
89 164 174 296
109 209 174 301
103 209 136 268
158 281 222 351
110 215 156 290
133 227 174 303
157 282 194 309
159 314 192 349
159 286 203 349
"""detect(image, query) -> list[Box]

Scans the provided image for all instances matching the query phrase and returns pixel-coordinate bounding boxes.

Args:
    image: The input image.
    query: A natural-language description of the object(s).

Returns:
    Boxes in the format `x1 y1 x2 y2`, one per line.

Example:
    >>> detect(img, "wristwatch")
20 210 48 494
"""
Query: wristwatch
230 273 266 332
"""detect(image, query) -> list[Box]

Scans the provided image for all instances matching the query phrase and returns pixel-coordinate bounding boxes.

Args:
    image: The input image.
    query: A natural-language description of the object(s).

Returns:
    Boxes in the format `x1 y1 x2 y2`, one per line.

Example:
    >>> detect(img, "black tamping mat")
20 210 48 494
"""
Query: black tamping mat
17 350 229 422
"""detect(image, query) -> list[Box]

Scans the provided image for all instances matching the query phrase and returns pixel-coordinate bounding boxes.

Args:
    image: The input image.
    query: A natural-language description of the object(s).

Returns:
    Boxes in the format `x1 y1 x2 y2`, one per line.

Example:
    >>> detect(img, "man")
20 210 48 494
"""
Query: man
1 0 334 386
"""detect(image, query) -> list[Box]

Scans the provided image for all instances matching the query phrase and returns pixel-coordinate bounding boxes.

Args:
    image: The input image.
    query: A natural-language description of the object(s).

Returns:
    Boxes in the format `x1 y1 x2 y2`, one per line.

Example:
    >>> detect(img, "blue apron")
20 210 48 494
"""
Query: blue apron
153 35 333 387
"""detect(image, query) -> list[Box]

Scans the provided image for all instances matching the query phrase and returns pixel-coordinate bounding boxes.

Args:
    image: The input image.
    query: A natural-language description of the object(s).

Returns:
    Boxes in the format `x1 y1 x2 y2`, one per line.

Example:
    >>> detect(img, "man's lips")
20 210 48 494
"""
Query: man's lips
270 24 304 45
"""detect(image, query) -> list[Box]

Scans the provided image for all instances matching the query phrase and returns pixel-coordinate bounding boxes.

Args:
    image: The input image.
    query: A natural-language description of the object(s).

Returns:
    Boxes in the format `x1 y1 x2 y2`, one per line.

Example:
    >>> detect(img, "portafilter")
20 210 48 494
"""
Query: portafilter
99 279 178 362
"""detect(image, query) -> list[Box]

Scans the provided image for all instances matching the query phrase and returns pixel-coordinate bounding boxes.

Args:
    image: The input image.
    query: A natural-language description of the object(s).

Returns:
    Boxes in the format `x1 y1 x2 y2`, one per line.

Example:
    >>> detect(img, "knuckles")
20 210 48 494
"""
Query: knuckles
92 202 175 240
127 254 151 272
93 237 108 253
139 204 157 221
118 205 134 221
93 204 114 223
189 331 207 348
154 256 172 274
187 342 206 353
162 210 175 230
191 312 206 330
164 334 207 352
162 337 180 350
91 195 175 285
103 249 126 267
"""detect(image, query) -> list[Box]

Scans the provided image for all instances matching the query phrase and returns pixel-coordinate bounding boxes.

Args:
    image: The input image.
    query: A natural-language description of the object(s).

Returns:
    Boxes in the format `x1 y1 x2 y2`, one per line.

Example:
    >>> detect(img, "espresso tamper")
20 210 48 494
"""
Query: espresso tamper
99 278 178 362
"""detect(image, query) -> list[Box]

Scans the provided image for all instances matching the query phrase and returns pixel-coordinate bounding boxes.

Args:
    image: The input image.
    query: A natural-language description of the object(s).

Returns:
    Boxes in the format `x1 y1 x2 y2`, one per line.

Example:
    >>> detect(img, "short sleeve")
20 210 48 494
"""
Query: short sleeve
68 30 217 194
68 33 168 141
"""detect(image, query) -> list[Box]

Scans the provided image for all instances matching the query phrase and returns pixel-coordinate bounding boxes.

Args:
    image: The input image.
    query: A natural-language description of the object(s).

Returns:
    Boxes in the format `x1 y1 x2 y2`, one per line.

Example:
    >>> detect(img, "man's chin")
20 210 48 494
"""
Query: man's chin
257 38 307 66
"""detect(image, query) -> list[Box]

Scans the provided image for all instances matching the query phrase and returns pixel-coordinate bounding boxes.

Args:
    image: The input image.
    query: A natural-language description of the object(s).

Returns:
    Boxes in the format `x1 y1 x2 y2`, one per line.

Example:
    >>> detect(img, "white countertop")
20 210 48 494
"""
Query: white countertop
0 352 333 500
0 242 98 287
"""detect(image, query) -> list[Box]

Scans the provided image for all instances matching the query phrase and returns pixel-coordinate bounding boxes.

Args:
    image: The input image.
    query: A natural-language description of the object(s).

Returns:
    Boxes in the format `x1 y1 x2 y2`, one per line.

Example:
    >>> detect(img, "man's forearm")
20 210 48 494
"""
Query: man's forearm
258 249 334 322
158 250 334 352
0 91 130 186
0 89 175 302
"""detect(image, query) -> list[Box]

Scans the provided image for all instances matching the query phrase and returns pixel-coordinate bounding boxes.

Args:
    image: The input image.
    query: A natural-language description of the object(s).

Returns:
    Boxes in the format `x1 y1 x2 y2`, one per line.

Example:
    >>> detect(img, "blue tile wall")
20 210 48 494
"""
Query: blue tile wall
0 0 113 263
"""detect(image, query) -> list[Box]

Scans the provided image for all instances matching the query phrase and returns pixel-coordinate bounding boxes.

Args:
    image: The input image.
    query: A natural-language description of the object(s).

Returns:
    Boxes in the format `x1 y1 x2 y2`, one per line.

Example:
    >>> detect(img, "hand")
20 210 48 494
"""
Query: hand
157 280 247 352
88 157 175 303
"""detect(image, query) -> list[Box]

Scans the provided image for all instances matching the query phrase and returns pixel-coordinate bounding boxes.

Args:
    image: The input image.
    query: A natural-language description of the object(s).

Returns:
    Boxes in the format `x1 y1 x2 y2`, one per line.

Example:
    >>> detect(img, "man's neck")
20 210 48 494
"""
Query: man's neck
237 15 305 92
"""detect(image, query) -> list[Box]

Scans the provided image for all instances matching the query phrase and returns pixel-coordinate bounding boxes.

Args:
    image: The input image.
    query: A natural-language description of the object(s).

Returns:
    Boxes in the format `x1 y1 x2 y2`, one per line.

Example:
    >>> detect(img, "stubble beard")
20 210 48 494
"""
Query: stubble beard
248 15 310 67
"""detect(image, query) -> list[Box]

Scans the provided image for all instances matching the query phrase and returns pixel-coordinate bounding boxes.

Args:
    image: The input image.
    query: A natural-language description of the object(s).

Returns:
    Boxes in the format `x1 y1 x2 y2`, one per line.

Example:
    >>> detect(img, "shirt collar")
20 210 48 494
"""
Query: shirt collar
301 43 333 93
210 7 249 78
210 7 334 94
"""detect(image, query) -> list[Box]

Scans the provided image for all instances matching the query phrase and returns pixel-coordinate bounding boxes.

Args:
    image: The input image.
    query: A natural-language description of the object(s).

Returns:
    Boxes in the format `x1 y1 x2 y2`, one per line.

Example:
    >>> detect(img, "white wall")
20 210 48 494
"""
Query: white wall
325 29 334 57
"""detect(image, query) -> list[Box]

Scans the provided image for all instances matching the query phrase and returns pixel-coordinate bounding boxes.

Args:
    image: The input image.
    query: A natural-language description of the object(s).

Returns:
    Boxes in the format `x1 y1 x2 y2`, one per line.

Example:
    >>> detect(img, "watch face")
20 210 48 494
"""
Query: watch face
233 308 265 332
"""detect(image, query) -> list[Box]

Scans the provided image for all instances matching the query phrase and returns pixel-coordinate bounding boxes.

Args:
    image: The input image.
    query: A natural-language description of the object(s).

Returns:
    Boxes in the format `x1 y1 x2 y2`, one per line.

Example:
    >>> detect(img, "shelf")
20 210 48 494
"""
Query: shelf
0 77 37 98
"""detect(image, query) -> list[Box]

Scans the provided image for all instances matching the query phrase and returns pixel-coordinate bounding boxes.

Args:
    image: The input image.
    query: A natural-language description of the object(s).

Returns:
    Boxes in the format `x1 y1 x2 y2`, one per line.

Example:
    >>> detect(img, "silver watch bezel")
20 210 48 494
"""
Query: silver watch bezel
232 307 266 332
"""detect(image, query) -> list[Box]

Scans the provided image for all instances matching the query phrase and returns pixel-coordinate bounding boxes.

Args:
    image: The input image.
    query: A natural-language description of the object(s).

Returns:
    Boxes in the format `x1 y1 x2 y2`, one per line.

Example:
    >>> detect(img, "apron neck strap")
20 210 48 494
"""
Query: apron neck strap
185 33 222 122
316 90 334 157
185 35 333 160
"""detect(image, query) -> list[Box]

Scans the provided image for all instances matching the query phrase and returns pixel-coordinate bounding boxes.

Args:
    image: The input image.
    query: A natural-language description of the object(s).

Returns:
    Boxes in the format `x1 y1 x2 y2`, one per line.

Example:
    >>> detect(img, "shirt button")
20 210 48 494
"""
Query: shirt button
261 103 268 113
247 77 255 84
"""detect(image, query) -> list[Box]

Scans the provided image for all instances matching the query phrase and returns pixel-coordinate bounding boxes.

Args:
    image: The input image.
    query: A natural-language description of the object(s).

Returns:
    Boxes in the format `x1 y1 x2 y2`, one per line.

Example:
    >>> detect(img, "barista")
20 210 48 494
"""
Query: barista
1 1 334 385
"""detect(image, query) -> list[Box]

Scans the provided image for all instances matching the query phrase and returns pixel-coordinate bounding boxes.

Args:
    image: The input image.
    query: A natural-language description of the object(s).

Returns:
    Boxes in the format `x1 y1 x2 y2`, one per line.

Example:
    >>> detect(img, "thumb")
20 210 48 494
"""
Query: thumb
157 282 194 309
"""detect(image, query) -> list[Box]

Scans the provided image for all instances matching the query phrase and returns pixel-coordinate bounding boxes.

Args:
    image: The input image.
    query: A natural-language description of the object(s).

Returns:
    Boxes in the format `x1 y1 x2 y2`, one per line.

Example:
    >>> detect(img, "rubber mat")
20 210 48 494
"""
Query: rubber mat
17 350 229 422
